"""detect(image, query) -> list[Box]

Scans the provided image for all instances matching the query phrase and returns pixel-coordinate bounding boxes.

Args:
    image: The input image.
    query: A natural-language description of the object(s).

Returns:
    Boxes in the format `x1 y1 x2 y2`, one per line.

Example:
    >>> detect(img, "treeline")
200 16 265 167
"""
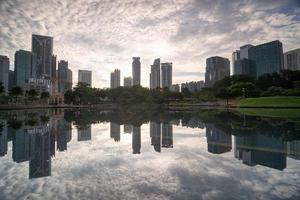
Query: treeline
63 70 300 105
0 84 50 104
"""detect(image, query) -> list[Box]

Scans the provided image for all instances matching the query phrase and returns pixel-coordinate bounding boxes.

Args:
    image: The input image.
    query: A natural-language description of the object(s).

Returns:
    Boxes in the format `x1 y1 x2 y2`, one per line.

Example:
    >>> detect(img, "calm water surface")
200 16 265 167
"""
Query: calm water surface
0 108 300 200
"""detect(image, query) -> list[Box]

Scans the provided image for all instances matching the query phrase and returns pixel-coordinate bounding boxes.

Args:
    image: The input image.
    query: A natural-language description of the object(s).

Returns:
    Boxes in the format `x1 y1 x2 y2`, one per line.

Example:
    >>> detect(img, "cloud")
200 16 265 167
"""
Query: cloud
0 0 300 87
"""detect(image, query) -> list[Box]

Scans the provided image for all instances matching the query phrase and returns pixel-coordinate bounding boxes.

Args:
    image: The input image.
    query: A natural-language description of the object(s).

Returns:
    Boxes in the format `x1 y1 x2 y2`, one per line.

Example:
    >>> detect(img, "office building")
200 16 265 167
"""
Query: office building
232 50 240 74
0 55 9 93
123 77 132 87
284 48 300 71
67 69 72 89
32 34 53 78
132 57 141 86
205 56 230 87
110 69 120 88
234 59 256 77
13 129 30 162
150 122 161 152
150 58 160 89
162 123 173 148
51 55 57 93
8 70 14 90
240 44 253 59
181 81 204 93
23 77 52 94
14 50 37 88
249 40 283 77
78 70 92 86
58 60 69 93
206 124 232 154
0 120 7 157
161 63 172 89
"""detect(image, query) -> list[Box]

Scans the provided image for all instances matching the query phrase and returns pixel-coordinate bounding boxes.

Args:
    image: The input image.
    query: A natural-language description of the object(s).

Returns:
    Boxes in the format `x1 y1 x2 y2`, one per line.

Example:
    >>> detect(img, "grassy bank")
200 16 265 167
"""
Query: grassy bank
236 108 300 119
238 96 300 108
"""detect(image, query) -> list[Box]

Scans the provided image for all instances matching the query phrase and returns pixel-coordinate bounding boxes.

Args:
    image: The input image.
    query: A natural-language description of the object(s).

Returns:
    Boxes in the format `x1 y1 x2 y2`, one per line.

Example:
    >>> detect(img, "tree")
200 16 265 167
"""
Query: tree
27 89 39 101
216 88 232 106
64 90 74 104
41 91 50 99
0 82 4 95
9 86 23 103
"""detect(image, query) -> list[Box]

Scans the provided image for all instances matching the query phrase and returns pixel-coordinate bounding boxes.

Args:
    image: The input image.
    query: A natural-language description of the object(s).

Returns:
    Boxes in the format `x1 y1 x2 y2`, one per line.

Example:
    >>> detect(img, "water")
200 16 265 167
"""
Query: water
0 108 300 200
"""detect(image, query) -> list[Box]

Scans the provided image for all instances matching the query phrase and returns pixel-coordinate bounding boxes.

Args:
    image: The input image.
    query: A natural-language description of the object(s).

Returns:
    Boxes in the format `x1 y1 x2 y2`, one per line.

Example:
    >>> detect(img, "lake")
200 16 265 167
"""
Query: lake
0 108 299 199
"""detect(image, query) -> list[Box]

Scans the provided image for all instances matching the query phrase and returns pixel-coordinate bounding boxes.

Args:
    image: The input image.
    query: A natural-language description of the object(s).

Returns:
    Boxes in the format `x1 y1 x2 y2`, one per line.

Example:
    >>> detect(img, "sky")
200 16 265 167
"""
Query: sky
0 0 300 88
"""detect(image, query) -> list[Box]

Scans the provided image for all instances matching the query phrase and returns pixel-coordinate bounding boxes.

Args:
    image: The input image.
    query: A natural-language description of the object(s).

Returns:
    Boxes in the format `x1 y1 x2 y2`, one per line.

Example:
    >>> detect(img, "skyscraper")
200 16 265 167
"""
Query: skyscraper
232 50 240 75
78 70 92 86
132 126 141 154
110 69 120 88
67 69 73 90
150 58 160 89
205 56 230 87
240 44 253 59
14 50 37 87
110 122 120 142
0 55 9 93
132 57 141 86
284 48 300 71
234 59 256 77
249 40 283 77
77 126 92 141
161 63 172 89
58 60 69 93
123 77 132 87
31 34 53 78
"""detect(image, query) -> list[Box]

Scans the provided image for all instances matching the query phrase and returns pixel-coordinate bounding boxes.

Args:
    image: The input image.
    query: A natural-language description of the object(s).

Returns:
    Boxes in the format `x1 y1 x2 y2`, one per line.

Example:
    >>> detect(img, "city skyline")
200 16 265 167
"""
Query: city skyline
0 0 300 88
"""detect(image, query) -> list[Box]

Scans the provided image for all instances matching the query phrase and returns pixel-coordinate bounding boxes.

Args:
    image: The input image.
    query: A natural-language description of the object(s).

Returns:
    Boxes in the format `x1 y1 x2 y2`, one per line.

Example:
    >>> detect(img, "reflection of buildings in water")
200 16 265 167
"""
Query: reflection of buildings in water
286 140 300 160
13 128 30 162
150 122 161 152
29 126 52 179
57 120 72 151
234 133 287 170
162 123 173 148
150 121 174 152
182 118 205 129
170 120 180 126
110 123 120 142
78 126 92 141
0 120 8 157
123 124 133 134
132 126 141 154
206 124 232 154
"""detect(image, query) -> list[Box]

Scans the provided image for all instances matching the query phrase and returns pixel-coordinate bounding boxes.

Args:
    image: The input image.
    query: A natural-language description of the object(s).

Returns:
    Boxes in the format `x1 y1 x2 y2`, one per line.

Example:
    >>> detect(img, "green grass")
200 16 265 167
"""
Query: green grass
236 108 300 119
238 96 300 108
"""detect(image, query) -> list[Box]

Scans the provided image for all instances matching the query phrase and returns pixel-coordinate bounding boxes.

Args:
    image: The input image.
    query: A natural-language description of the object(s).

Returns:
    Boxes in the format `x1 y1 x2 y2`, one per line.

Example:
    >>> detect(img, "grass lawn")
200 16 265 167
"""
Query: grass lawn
238 96 300 108
236 108 300 119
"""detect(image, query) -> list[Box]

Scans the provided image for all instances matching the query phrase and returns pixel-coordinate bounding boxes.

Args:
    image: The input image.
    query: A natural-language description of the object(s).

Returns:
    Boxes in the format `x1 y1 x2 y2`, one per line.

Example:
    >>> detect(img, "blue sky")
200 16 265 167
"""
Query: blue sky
0 0 299 88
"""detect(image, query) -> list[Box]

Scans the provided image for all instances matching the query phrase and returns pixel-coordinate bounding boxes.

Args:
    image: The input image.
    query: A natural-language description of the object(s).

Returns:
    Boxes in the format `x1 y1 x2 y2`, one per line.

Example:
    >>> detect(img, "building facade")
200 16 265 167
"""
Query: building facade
58 60 69 93
150 58 160 89
161 63 172 89
284 48 300 71
181 81 204 93
31 34 53 78
249 40 283 77
14 50 37 88
123 77 132 87
234 59 256 77
205 56 230 87
78 70 92 86
232 50 240 75
110 69 120 88
132 57 141 86
0 55 9 93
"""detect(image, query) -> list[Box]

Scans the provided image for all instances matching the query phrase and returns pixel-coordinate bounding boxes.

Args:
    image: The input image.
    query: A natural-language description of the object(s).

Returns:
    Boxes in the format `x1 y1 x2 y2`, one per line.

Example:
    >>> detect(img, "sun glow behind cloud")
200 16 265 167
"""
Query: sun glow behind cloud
0 0 300 88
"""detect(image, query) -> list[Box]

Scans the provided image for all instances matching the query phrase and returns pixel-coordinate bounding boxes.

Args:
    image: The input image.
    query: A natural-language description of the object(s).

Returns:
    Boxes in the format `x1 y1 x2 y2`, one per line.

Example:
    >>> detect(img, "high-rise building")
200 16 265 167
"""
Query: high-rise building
58 60 69 93
78 70 92 86
206 124 232 154
110 122 120 142
8 70 14 90
240 44 253 59
31 34 53 78
249 40 283 77
150 58 160 89
181 81 204 93
161 63 172 89
162 123 173 148
232 50 240 75
284 48 300 71
205 56 230 87
110 69 120 88
0 55 9 93
67 69 72 90
14 50 37 88
51 55 57 93
150 122 161 152
123 77 132 87
234 59 256 77
132 57 141 86
0 120 7 157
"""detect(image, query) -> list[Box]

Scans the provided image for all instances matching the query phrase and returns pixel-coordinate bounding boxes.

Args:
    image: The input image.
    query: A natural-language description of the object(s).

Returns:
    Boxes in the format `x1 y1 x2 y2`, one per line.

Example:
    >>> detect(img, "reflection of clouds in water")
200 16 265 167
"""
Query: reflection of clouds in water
0 124 300 199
